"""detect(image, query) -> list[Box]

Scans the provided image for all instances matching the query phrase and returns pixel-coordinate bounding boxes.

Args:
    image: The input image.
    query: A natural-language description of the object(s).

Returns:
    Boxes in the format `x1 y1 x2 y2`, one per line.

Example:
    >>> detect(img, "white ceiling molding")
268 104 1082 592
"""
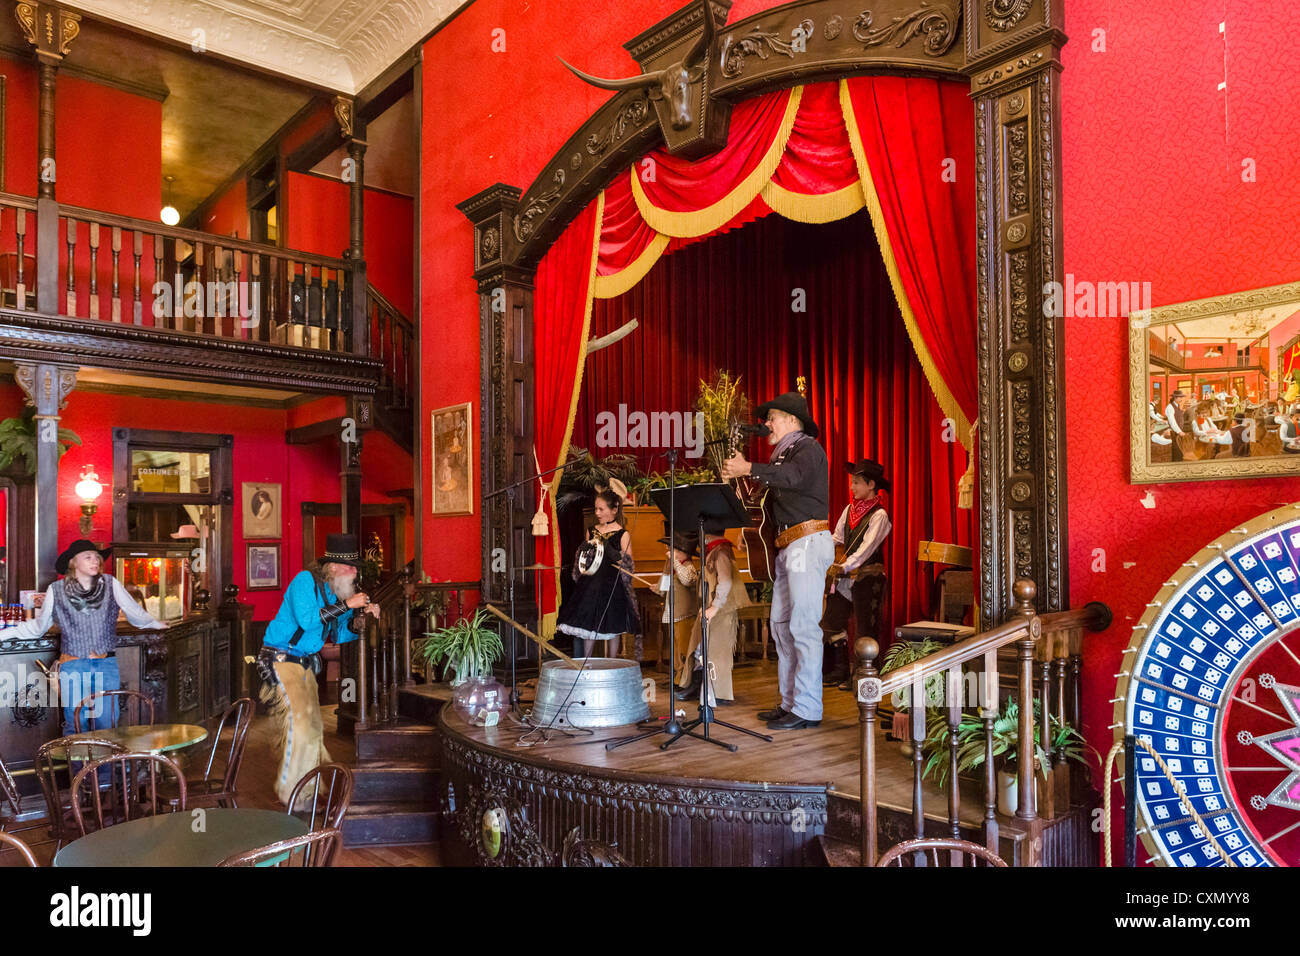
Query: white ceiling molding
70 0 459 93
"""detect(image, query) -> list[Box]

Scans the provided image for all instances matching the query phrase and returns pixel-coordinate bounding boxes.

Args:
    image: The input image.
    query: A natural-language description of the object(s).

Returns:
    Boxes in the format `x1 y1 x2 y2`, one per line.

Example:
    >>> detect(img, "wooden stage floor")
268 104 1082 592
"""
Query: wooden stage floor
451 658 984 828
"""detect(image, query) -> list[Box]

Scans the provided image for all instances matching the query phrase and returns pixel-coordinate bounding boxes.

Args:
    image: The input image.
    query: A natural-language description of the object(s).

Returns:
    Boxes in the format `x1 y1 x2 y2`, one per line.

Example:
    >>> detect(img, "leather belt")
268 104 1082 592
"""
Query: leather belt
259 645 322 673
775 519 830 550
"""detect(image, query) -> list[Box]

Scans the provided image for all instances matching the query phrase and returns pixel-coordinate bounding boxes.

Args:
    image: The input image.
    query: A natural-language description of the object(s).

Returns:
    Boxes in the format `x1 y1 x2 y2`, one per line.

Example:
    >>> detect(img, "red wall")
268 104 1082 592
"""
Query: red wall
200 177 249 239
0 386 413 620
1062 0 1300 840
419 0 779 582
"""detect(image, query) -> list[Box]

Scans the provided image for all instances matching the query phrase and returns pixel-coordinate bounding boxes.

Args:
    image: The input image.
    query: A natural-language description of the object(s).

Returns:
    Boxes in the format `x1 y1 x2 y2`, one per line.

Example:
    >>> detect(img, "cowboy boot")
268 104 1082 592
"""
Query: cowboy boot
823 637 849 686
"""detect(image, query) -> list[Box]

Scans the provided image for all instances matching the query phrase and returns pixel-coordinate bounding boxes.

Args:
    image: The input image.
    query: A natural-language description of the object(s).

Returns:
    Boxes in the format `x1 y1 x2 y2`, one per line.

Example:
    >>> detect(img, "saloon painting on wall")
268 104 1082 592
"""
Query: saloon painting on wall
242 482 282 539
432 402 473 515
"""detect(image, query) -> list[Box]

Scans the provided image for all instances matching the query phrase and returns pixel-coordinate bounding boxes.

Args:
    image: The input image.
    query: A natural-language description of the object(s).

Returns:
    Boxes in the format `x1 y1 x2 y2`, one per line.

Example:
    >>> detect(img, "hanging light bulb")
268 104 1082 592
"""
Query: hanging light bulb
161 174 180 226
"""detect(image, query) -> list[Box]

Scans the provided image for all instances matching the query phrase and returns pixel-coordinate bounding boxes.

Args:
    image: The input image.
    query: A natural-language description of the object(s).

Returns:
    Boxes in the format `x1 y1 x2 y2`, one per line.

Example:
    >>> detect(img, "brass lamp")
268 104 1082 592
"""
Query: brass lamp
75 465 103 535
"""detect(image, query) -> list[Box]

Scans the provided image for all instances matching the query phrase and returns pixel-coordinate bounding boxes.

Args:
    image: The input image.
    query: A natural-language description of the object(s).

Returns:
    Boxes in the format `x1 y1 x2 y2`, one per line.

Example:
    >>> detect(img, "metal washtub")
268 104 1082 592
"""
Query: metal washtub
528 658 651 728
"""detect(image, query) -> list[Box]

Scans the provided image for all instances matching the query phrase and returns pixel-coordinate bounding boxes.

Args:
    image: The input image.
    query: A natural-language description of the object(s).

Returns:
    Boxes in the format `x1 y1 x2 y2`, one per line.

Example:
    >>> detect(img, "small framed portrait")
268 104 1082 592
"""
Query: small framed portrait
431 402 473 516
246 543 280 590
242 482 281 539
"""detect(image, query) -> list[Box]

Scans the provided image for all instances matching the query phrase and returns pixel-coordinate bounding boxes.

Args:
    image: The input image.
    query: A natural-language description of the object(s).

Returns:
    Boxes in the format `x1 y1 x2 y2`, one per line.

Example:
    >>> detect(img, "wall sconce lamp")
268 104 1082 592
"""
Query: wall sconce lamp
75 465 103 534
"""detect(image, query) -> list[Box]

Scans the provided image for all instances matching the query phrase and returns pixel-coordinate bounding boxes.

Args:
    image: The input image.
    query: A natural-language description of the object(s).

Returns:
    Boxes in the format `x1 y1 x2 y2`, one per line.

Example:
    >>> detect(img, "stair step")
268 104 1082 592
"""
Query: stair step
354 722 439 762
817 834 861 867
351 763 441 802
342 801 439 846
397 685 451 724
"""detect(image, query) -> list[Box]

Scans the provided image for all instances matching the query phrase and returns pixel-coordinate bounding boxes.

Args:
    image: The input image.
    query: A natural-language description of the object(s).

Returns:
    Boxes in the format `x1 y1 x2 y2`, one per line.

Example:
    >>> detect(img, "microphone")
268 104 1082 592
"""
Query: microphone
736 423 771 437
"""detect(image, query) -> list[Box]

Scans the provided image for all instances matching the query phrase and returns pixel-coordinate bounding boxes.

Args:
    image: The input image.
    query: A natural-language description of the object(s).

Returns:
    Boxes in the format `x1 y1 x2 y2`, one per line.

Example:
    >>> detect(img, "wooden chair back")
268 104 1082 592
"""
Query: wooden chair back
875 837 1008 868
0 830 39 866
70 752 187 836
287 763 354 835
72 689 155 733
217 827 341 868
202 698 254 793
33 737 127 848
0 749 22 817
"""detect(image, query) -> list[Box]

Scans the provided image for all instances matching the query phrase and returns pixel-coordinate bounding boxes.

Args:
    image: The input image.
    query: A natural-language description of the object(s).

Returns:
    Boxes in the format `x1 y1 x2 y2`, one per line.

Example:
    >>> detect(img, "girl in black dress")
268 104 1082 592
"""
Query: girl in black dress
556 489 641 658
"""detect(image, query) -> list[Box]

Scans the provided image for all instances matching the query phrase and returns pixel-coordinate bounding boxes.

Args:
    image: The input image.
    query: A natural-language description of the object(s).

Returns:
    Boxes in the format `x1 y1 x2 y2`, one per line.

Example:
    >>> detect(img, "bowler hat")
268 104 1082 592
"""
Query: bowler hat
56 539 112 576
755 391 819 439
318 533 361 569
846 459 891 493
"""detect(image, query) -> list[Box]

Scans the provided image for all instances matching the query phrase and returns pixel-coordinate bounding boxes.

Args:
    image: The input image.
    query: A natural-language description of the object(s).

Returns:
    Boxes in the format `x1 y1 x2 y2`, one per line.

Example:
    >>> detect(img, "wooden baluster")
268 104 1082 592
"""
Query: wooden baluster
248 254 260 341
1069 644 1085 803
1038 652 1054 819
982 648 999 854
132 232 143 325
88 222 100 319
193 242 205 336
229 249 242 340
1053 630 1071 812
401 572 413 688
65 218 76 315
1013 581 1038 826
910 674 927 865
15 209 27 310
110 227 122 322
211 244 224 338
355 615 369 731
378 304 388 387
946 667 962 859
855 637 879 867
153 236 165 328
286 258 297 347
389 620 399 722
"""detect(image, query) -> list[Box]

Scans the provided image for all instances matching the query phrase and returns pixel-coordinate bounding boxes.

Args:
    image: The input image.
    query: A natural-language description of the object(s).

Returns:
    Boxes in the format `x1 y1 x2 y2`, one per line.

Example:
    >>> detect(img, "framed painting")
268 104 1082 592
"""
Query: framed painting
431 402 473 515
246 543 280 590
1130 278 1300 483
242 482 282 539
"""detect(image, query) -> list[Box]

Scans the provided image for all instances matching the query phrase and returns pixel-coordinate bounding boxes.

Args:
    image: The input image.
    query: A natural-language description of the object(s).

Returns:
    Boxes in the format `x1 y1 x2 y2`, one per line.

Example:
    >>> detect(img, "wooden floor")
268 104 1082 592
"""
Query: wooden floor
450 658 985 827
3 703 440 868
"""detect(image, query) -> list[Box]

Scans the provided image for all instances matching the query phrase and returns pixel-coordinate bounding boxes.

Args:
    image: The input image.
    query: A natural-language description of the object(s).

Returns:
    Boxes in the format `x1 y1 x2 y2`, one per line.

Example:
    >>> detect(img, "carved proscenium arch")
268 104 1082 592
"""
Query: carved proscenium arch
508 0 966 270
462 0 1072 624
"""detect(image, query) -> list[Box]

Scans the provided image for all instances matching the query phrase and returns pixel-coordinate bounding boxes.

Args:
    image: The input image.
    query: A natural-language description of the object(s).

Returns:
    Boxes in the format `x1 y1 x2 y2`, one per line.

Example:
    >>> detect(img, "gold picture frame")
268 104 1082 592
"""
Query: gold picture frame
242 481 282 538
431 402 473 515
1130 278 1300 483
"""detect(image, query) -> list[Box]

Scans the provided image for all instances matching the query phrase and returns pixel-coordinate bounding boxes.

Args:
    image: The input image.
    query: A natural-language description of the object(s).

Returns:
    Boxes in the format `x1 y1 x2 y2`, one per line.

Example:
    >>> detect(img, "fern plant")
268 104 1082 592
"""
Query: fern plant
0 407 82 474
414 608 504 684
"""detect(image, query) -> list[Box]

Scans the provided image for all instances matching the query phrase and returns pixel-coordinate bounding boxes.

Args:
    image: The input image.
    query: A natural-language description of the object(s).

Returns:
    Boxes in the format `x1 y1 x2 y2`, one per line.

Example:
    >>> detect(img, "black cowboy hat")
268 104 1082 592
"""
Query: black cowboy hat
318 533 361 569
56 539 112 576
755 391 819 439
846 459 891 493
657 531 698 557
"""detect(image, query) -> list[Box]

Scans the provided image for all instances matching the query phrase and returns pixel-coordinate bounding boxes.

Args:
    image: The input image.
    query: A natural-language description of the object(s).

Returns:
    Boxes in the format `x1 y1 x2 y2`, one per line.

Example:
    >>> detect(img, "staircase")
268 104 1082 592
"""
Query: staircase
365 285 414 454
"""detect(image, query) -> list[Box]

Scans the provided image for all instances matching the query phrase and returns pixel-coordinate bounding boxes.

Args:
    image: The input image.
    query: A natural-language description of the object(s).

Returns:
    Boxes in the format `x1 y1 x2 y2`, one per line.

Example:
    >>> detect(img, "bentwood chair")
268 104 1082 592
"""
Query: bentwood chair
33 737 127 850
72 689 155 733
287 764 353 864
217 827 341 868
875 837 1008 868
162 697 253 811
0 830 40 866
0 749 50 853
69 752 187 837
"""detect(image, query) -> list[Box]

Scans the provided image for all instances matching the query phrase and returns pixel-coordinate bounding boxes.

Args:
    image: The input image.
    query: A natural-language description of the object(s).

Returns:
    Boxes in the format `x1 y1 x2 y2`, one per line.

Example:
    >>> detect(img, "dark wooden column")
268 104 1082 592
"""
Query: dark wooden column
457 185 538 637
963 0 1069 623
14 363 77 588
14 3 80 313
340 396 373 543
335 96 369 358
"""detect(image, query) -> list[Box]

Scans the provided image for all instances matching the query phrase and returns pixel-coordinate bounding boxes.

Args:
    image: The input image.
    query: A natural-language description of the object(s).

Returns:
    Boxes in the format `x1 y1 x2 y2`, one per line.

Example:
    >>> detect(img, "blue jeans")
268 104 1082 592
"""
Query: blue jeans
59 657 121 735
770 530 834 720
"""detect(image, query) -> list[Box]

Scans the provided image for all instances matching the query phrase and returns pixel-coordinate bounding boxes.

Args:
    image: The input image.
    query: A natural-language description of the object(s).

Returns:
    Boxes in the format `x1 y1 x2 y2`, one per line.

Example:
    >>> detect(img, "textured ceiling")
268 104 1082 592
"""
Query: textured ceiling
65 0 461 93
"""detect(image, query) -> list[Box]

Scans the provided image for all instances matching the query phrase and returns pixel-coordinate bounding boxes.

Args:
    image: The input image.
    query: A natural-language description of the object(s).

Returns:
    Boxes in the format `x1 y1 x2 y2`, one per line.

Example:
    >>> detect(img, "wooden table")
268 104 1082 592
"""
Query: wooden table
77 723 208 754
54 808 309 867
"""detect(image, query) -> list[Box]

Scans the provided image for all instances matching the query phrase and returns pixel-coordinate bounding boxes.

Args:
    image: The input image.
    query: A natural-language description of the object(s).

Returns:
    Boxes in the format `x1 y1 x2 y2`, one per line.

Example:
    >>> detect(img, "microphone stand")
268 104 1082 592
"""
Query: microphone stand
486 459 574 716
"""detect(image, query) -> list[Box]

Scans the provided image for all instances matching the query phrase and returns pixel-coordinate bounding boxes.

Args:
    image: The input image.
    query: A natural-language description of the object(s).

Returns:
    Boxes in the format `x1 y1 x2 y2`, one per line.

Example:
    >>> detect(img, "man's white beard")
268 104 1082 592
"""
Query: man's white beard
326 571 356 601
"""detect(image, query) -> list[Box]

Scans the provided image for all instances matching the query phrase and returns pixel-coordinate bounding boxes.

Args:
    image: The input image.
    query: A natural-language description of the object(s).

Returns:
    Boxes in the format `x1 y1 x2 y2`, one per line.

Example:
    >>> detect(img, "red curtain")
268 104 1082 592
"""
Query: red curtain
574 210 972 637
843 76 979 443
533 198 602 617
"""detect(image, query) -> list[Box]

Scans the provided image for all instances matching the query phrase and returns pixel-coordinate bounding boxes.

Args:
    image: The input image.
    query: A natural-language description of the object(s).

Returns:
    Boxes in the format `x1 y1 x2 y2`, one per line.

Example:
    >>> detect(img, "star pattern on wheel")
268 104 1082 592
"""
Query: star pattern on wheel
1251 681 1300 812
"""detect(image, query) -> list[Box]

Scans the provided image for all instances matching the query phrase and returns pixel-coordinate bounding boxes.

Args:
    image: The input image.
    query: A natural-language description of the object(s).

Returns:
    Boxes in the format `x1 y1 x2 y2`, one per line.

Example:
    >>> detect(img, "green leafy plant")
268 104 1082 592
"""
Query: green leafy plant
919 698 1096 787
879 639 948 711
414 608 504 684
696 370 750 478
628 464 718 501
0 407 82 474
556 447 644 502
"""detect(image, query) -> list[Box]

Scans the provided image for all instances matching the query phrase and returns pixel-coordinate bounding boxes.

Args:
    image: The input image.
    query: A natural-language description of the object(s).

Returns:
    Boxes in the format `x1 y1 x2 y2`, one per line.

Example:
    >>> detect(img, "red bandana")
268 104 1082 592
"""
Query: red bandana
706 538 732 558
848 496 881 530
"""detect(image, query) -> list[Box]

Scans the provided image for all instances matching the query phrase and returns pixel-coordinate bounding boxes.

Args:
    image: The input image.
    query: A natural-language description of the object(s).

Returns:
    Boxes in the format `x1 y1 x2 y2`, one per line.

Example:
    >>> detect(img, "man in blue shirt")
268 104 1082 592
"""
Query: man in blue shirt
257 533 379 804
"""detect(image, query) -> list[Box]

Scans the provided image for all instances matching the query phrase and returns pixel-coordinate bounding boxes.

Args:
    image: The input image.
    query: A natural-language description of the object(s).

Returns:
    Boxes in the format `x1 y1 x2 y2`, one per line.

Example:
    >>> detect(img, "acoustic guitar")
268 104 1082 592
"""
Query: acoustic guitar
724 423 777 582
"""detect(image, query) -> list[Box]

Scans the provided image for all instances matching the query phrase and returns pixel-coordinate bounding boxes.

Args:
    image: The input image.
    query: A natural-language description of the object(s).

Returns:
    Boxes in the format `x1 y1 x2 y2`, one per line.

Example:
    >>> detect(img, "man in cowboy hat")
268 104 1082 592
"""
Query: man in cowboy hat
257 533 380 804
821 460 892 688
0 539 168 734
721 391 832 729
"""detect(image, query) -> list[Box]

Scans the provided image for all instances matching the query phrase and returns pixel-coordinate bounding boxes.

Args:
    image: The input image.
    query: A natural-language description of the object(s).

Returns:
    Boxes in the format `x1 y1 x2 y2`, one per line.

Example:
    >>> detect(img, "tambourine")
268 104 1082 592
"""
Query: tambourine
576 539 605 576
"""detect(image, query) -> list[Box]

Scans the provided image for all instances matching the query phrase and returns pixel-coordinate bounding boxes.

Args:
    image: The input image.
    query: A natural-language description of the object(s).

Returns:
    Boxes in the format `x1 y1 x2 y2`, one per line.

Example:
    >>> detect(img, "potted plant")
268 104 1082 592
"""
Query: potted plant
877 639 947 750
0 407 82 473
920 698 1095 816
415 608 507 721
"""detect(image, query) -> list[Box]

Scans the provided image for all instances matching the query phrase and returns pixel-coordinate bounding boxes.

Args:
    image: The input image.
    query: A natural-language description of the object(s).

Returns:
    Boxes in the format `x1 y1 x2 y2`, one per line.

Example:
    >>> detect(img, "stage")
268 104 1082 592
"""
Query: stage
436 660 1096 866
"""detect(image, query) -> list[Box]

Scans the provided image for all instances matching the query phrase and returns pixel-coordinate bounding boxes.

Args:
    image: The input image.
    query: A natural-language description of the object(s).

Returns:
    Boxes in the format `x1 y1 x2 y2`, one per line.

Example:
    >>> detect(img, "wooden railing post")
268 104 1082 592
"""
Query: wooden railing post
1013 580 1039 824
401 571 414 688
855 636 880 866
354 616 370 731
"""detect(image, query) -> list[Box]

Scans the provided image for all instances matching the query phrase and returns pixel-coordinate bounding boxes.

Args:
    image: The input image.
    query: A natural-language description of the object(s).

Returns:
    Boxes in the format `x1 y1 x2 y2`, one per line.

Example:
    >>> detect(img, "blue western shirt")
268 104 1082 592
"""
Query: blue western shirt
262 570 359 655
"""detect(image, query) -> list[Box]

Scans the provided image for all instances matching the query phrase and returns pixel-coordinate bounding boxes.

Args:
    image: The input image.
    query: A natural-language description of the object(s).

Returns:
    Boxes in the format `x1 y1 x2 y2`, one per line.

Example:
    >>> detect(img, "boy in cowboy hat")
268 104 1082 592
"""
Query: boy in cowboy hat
257 533 380 804
822 460 892 688
721 390 833 729
657 529 699 681
0 539 168 734
675 518 751 706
